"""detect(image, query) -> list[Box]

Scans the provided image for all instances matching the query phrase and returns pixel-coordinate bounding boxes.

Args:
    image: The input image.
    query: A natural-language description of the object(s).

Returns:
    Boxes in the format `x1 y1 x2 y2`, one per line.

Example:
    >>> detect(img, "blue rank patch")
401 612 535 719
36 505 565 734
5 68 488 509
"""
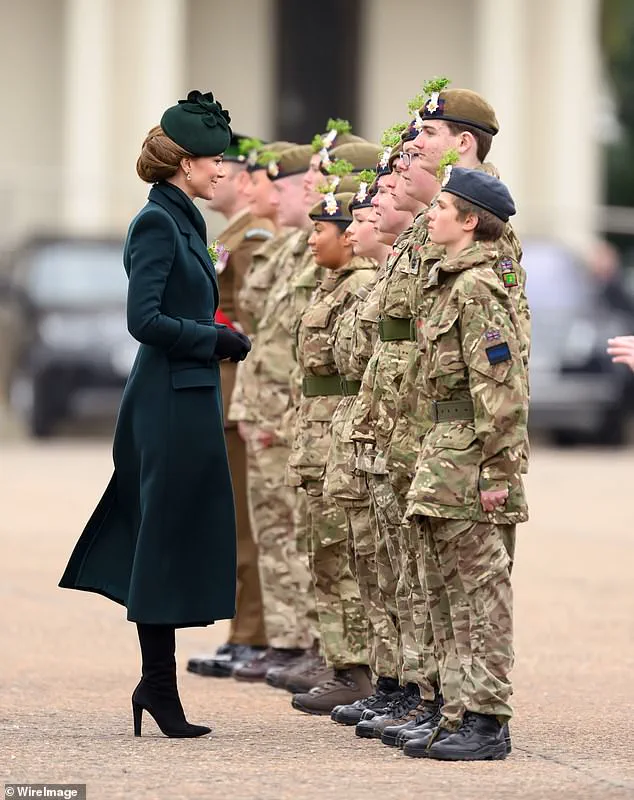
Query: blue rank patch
486 342 512 365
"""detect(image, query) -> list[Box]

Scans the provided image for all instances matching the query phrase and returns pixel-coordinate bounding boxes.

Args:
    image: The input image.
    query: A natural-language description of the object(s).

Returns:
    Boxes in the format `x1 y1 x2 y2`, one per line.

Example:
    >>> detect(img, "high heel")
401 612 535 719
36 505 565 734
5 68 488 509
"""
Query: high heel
134 624 212 739
131 681 211 738
133 700 143 737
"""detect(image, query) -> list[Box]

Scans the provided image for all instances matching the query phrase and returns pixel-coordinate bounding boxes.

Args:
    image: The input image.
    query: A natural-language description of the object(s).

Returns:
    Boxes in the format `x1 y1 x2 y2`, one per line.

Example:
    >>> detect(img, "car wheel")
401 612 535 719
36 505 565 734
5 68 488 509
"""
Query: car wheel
10 372 56 438
593 406 628 447
31 390 56 438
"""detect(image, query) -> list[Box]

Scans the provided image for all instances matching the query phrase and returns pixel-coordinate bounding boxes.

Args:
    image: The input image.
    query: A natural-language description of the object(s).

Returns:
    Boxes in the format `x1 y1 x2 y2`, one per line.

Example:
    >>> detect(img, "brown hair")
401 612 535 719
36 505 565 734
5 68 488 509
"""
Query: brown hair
445 122 493 163
136 125 192 183
452 196 505 242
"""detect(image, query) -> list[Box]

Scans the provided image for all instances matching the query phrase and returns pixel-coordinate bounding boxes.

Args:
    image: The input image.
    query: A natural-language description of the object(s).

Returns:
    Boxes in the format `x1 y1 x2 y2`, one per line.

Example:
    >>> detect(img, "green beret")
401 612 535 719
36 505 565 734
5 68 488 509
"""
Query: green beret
160 90 231 156
247 140 296 173
269 144 313 181
329 142 382 172
309 191 355 224
224 133 268 163
442 167 515 222
421 88 499 135
335 174 363 193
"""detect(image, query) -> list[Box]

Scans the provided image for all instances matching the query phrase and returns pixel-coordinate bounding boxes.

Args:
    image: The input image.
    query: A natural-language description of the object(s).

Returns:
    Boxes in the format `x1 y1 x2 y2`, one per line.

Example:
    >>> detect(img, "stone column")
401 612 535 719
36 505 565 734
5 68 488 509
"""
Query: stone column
62 0 111 232
109 0 187 229
475 0 528 235
546 0 601 251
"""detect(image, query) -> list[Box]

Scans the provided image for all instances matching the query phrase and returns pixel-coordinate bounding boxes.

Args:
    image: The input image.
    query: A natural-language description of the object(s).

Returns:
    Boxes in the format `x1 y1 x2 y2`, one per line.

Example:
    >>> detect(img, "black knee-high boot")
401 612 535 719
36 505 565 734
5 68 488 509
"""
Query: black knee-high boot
133 623 211 738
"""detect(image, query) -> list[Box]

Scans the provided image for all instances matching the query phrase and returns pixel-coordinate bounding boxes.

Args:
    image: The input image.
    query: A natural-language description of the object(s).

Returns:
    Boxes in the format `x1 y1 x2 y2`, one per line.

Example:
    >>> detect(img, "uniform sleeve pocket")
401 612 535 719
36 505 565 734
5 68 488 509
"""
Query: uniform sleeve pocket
171 367 218 389
302 303 335 329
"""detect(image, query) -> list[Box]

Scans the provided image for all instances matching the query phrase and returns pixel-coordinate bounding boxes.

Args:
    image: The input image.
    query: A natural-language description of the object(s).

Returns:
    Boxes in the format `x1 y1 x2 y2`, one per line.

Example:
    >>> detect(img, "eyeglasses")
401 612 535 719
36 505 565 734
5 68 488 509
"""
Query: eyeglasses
398 151 423 169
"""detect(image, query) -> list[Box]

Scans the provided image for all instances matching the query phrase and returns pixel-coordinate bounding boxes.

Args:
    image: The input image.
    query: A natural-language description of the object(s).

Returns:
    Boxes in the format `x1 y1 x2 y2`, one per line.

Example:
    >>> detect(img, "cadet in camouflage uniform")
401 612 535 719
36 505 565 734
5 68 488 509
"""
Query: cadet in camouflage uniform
351 112 443 743
324 176 406 725
230 141 314 681
362 85 533 750
287 190 377 715
233 145 326 685
187 134 273 679
401 168 528 761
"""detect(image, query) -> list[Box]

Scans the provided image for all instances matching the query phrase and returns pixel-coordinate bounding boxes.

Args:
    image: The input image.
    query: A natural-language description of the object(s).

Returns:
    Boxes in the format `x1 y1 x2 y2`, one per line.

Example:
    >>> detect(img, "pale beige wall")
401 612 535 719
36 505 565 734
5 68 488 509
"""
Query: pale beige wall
0 0 602 248
0 0 64 245
187 0 274 234
360 0 476 143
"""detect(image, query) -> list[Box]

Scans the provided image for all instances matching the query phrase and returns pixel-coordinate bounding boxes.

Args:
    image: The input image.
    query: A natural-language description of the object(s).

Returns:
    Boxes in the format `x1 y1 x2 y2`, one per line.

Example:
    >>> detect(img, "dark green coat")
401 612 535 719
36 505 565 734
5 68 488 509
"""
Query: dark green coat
59 182 237 627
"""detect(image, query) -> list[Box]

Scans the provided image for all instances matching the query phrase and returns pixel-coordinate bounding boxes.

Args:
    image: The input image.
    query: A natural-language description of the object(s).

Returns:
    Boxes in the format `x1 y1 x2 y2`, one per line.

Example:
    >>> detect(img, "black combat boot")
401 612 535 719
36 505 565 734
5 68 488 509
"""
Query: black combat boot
355 683 420 739
410 711 509 761
331 676 401 725
381 692 443 747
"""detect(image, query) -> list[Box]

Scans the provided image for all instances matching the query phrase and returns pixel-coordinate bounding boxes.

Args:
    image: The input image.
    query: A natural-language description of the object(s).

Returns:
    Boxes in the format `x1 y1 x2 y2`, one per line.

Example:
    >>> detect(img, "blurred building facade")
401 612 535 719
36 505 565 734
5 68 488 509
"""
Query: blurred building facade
1 0 601 251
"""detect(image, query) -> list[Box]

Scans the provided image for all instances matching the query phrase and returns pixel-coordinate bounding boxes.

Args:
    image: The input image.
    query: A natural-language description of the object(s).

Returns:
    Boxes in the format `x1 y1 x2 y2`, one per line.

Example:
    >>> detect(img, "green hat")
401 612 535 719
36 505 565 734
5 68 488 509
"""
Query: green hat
421 88 499 135
328 142 382 173
442 167 515 222
247 141 296 173
312 119 365 167
309 191 354 225
224 133 269 163
160 90 231 156
268 144 313 181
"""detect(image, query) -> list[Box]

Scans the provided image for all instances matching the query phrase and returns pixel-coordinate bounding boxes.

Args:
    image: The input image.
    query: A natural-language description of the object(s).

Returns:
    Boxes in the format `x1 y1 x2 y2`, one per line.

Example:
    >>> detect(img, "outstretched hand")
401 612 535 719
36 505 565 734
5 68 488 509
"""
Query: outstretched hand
607 336 634 372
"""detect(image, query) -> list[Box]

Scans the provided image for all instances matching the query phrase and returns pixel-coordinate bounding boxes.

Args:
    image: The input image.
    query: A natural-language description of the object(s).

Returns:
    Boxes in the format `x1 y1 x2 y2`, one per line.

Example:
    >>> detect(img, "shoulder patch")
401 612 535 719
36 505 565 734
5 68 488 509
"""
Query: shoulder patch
499 257 518 288
245 228 274 241
486 342 512 365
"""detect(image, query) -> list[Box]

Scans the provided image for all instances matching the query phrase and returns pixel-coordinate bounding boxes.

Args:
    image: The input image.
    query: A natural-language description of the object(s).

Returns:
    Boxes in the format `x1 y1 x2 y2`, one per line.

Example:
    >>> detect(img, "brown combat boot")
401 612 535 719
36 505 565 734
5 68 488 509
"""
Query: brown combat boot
233 647 306 682
265 644 323 690
291 666 374 716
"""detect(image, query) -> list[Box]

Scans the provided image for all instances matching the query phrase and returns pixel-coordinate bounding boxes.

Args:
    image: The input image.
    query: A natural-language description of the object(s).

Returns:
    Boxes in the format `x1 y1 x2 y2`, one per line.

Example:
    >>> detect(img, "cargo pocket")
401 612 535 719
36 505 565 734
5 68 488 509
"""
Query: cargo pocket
414 423 480 508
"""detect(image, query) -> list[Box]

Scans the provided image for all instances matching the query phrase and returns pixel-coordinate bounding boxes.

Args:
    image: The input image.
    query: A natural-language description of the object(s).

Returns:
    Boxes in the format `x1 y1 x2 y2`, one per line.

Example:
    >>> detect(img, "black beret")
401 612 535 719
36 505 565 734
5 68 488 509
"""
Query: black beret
442 167 516 222
160 90 232 156
348 181 376 213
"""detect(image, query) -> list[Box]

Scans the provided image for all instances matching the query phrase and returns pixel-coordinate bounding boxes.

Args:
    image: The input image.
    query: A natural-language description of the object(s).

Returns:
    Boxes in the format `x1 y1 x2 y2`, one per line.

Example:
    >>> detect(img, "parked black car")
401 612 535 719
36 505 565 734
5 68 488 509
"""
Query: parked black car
525 240 634 446
1 236 135 437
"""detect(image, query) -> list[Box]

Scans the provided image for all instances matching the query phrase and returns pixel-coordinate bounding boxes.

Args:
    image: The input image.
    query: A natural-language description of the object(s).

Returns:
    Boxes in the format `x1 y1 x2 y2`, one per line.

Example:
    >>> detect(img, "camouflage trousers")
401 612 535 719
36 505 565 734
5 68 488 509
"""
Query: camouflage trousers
418 517 515 724
339 501 399 680
247 442 315 650
291 487 319 640
368 472 437 698
304 481 368 669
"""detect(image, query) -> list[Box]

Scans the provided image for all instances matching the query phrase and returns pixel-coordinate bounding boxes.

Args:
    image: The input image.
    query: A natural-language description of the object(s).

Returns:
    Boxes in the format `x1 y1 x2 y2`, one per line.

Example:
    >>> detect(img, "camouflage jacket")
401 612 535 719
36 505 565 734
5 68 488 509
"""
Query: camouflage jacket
389 193 530 489
244 229 314 439
286 257 376 488
228 227 297 423
214 211 274 427
324 275 379 503
404 242 529 525
348 220 424 465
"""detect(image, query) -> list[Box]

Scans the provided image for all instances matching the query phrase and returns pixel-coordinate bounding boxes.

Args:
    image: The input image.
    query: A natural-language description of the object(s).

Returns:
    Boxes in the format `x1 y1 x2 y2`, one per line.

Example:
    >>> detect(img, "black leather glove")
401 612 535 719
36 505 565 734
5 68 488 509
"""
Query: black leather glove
214 328 252 362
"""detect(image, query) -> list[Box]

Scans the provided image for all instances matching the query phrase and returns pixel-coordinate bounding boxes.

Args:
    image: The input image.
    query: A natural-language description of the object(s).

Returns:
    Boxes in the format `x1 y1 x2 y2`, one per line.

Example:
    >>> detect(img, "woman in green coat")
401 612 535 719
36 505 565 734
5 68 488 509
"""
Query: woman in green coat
59 91 251 738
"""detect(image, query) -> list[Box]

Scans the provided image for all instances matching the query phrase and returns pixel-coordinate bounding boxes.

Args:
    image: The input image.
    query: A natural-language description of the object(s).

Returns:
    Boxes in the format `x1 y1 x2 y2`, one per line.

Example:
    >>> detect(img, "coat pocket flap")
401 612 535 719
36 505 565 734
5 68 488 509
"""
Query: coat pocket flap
171 367 218 389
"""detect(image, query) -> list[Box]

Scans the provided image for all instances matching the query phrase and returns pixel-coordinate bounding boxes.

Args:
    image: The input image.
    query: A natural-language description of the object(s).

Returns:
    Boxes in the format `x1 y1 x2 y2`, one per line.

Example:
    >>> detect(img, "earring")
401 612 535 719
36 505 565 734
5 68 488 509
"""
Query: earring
186 172 192 181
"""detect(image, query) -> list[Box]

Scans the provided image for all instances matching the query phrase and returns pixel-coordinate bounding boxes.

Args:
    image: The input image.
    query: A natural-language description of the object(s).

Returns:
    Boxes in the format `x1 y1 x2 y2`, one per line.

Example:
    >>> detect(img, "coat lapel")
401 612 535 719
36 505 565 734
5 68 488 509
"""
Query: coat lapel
149 189 219 304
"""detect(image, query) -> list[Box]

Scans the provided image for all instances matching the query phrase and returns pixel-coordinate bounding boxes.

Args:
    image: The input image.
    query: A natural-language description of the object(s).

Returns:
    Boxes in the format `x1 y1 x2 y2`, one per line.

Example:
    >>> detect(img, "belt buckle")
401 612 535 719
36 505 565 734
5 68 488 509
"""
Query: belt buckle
340 377 349 397
431 401 440 423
